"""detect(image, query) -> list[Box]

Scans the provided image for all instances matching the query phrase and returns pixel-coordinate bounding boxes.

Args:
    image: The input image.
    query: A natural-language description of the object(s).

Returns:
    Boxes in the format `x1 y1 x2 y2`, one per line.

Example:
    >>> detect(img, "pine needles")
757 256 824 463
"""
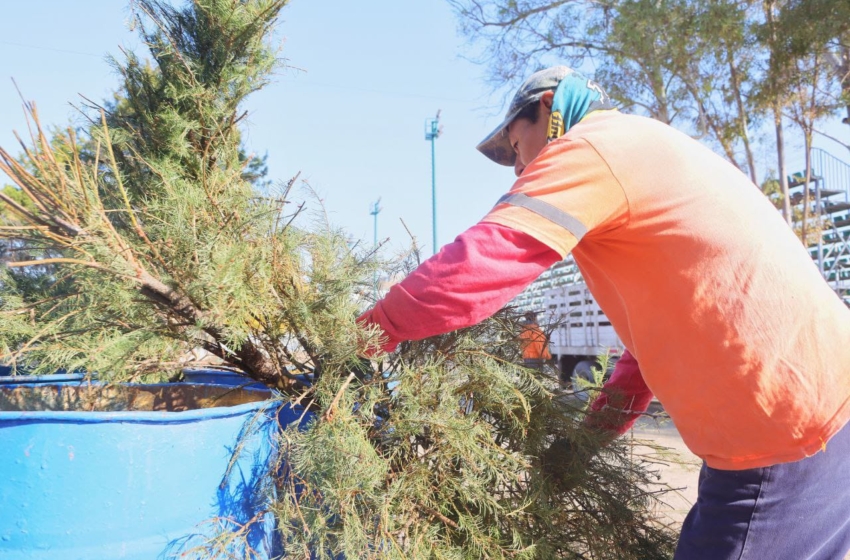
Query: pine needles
0 1 679 557
274 316 677 559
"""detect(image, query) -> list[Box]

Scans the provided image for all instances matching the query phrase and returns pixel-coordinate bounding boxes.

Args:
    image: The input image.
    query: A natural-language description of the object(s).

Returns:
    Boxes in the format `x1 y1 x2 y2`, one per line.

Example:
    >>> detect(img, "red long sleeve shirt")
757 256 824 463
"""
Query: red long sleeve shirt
359 221 652 434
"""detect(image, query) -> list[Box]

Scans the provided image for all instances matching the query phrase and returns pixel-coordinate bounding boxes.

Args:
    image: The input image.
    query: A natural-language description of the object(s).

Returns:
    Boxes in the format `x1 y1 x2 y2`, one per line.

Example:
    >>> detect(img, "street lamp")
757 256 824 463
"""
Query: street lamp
370 198 381 294
370 198 382 249
424 110 442 255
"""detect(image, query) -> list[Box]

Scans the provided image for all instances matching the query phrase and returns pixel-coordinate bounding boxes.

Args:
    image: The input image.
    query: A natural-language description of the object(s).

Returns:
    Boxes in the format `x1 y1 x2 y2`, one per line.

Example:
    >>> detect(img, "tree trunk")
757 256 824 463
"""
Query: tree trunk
802 134 812 246
135 271 293 389
827 45 850 130
774 107 792 225
728 52 758 185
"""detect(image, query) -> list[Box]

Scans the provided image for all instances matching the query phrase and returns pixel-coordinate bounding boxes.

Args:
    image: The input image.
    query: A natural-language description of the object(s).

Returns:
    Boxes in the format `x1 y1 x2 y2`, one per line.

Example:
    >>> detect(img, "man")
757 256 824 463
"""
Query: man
518 311 552 370
359 66 850 559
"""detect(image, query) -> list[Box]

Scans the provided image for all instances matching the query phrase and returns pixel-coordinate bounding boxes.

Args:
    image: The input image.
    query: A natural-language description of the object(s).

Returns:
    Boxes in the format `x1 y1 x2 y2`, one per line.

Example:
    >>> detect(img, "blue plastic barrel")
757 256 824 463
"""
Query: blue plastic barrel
0 378 303 560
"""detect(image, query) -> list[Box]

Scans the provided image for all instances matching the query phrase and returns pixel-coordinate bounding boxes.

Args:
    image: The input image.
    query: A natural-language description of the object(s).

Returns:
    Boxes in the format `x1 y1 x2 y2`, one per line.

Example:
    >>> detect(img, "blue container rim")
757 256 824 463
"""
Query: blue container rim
0 380 285 424
0 373 87 384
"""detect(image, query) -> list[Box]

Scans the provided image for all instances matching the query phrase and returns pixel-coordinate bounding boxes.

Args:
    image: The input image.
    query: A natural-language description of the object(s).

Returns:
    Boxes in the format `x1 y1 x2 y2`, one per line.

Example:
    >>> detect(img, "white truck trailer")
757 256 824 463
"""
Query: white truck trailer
538 282 621 389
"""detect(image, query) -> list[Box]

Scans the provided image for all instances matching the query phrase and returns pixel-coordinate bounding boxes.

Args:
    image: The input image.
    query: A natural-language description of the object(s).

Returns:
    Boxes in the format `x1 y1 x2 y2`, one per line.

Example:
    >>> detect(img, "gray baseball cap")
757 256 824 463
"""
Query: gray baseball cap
476 66 574 167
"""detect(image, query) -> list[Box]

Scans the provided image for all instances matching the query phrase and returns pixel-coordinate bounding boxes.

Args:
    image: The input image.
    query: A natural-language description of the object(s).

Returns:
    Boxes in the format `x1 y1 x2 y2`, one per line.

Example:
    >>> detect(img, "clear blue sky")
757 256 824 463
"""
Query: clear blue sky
1 1 847 257
0 0 515 257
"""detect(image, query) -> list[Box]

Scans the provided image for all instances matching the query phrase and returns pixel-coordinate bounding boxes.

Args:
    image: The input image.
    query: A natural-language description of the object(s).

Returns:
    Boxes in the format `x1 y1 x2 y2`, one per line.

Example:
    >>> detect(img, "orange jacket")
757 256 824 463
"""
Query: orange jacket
483 110 850 470
519 322 552 361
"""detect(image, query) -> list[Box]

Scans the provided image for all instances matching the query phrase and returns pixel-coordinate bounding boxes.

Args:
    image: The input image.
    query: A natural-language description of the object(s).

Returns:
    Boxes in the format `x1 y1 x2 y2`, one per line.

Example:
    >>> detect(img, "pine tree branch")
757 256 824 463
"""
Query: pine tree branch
323 372 357 421
8 308 84 363
6 257 115 272
418 503 460 530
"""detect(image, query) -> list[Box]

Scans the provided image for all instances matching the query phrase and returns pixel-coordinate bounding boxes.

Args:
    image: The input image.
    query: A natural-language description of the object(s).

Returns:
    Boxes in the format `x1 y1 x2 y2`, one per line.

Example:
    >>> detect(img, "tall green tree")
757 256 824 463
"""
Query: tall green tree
684 0 761 184
449 0 770 183
787 53 839 245
594 0 692 125
0 0 322 388
0 0 678 557
778 0 850 152
601 0 764 183
767 0 845 244
449 0 850 199
752 0 796 225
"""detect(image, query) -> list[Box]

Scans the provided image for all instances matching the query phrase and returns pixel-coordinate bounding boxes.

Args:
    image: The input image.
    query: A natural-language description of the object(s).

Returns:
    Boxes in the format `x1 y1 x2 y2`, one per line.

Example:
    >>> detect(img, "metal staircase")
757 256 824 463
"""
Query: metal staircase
793 148 850 305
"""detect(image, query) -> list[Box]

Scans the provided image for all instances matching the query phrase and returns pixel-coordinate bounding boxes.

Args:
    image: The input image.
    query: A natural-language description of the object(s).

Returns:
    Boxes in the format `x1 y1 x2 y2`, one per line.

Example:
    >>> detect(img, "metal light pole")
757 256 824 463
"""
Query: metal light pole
370 198 381 293
425 110 442 255
370 198 382 248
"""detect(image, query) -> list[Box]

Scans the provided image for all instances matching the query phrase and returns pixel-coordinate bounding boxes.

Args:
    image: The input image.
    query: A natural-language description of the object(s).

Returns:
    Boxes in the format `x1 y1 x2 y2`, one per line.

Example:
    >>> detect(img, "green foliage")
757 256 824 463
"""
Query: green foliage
0 1 679 557
0 0 371 387
449 0 848 179
0 184 35 223
276 317 676 559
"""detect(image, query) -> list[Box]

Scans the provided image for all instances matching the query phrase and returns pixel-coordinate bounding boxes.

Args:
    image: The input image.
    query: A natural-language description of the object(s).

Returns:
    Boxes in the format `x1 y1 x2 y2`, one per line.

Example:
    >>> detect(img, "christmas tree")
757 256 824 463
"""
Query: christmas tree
0 1 677 557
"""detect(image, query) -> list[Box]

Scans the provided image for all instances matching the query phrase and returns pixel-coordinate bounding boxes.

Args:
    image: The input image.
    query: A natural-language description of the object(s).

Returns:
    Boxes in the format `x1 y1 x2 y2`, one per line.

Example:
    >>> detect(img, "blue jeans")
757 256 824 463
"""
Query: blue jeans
675 419 850 560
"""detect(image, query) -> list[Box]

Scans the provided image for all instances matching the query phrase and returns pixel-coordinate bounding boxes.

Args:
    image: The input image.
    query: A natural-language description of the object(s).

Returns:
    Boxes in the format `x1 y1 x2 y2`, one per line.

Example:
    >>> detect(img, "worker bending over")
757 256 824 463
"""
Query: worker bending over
359 66 850 559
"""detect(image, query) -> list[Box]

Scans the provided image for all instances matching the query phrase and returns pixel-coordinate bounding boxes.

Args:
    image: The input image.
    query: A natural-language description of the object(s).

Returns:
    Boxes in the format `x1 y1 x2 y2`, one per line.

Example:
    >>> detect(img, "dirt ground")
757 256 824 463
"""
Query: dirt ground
629 410 700 526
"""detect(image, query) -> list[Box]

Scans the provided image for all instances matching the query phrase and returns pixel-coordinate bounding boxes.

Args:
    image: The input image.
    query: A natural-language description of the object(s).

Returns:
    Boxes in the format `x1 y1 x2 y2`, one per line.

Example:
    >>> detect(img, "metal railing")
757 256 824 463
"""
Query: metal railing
809 148 850 303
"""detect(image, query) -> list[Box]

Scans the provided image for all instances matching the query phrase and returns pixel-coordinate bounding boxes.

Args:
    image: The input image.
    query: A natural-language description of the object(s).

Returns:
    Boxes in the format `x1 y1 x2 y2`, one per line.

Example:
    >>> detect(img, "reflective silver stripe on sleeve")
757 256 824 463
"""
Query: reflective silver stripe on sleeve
496 193 588 240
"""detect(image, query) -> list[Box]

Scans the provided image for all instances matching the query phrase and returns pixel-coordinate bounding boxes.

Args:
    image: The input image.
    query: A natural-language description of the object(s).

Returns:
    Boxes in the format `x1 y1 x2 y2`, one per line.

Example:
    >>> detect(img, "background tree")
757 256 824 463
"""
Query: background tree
0 0 337 388
786 52 839 245
0 0 679 557
594 0 692 125
449 0 848 217
0 184 36 264
684 0 761 184
779 0 850 152
752 0 845 235
754 0 798 224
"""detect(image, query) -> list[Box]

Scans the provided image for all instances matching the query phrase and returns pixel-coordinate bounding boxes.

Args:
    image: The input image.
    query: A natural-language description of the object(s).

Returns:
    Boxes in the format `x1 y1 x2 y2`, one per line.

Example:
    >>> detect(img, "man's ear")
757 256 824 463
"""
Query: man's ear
541 90 555 110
